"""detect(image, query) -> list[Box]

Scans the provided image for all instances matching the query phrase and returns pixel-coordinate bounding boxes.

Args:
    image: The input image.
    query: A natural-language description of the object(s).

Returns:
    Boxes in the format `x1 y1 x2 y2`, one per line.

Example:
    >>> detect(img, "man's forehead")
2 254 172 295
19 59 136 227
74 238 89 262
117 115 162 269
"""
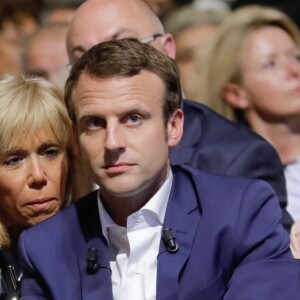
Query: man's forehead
72 71 166 105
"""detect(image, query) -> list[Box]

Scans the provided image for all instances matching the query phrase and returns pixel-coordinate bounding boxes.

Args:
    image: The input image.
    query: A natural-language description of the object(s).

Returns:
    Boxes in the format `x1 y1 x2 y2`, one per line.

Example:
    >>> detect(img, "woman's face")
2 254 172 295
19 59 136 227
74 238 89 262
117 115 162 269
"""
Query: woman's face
0 129 68 229
237 26 300 121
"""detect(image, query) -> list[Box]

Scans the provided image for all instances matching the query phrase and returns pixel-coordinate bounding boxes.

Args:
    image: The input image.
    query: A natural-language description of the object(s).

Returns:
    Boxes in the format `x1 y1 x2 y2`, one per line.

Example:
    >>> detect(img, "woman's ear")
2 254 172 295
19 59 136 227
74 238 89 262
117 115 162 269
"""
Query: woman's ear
222 82 250 109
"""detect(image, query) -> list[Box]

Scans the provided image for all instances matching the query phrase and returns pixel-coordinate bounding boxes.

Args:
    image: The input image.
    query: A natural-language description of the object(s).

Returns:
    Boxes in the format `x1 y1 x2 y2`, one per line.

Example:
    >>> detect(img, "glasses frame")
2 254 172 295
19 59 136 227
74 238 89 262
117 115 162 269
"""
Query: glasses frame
138 33 163 44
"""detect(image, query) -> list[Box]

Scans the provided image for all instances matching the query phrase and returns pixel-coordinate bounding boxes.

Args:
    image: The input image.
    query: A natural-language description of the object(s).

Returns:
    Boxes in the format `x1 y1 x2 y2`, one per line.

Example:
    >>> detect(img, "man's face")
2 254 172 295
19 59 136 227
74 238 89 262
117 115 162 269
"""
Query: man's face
67 0 165 62
72 71 182 200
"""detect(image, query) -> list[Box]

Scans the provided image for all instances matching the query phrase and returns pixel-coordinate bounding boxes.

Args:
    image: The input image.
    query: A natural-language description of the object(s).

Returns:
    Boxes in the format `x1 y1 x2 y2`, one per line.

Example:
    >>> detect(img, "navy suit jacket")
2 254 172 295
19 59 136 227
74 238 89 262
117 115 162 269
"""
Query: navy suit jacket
173 100 292 229
19 166 300 299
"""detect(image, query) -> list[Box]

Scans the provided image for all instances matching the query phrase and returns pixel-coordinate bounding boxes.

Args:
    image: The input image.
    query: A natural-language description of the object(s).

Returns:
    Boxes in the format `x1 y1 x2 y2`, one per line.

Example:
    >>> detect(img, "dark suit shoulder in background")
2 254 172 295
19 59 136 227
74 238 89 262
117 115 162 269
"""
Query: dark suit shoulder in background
170 99 292 230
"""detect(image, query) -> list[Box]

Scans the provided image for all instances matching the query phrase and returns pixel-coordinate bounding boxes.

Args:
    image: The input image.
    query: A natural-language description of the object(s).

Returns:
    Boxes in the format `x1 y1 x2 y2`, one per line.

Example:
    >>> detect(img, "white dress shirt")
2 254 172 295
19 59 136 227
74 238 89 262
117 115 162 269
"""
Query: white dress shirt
285 158 300 221
97 172 173 300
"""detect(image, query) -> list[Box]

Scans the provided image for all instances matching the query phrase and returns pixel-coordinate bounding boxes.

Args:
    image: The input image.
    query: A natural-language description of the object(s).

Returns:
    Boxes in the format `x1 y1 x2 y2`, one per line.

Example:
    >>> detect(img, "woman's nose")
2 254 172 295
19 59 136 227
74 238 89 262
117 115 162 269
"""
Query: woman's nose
28 156 47 188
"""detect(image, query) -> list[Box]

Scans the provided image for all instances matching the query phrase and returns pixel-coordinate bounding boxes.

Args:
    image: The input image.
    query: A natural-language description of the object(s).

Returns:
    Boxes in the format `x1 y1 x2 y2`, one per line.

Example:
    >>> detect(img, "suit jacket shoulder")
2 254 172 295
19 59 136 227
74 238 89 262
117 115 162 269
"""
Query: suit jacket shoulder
158 165 300 300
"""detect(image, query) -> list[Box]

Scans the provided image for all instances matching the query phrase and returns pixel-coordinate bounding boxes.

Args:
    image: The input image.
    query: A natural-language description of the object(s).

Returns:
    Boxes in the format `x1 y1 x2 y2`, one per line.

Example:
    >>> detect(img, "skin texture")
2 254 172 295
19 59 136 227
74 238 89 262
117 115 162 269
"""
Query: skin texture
0 129 68 229
71 71 183 225
66 0 176 63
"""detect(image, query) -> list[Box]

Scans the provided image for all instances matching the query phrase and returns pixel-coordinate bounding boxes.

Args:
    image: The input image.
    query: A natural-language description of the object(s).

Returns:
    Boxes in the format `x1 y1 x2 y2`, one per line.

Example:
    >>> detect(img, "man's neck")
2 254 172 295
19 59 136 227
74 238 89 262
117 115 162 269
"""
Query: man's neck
100 165 170 226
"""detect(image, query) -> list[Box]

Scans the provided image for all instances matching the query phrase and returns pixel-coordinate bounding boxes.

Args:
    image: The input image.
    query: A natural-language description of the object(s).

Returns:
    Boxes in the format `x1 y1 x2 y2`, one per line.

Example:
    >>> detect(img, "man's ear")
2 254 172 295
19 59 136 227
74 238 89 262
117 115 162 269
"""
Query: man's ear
160 33 176 59
222 82 250 109
167 108 184 147
72 124 81 157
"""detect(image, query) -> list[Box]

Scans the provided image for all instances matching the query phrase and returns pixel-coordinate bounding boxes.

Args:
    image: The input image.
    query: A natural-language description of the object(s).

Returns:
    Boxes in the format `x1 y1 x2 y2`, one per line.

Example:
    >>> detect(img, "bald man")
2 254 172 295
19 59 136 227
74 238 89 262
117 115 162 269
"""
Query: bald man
65 0 293 230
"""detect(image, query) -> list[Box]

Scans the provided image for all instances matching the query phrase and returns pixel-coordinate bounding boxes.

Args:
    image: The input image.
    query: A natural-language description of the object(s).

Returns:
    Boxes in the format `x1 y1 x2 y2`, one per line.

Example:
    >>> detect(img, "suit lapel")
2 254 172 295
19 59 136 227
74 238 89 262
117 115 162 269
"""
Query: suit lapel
74 191 113 300
157 167 201 300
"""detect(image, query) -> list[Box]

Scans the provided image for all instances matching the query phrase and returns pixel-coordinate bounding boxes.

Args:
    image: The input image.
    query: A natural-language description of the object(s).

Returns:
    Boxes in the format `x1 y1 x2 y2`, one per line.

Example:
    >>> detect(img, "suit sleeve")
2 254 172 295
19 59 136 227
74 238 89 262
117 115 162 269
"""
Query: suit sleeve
19 232 48 300
224 180 300 299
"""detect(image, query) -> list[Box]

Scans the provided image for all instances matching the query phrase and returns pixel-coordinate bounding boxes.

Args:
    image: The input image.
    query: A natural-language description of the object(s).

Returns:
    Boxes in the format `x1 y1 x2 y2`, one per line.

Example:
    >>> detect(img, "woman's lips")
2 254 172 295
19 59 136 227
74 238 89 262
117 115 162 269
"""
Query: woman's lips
25 198 56 211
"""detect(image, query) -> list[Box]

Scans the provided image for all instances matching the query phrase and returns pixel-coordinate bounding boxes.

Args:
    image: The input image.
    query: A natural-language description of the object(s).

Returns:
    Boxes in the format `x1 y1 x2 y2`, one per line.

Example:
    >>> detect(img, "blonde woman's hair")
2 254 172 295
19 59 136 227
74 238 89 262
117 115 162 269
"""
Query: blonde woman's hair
0 74 72 154
191 5 300 123
0 222 9 248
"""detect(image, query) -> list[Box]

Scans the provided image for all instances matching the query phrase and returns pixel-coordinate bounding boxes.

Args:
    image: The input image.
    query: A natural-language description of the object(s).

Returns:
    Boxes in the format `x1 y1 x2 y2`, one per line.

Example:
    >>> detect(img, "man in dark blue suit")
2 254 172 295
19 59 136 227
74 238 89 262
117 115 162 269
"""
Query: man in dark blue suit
66 0 292 230
19 38 300 299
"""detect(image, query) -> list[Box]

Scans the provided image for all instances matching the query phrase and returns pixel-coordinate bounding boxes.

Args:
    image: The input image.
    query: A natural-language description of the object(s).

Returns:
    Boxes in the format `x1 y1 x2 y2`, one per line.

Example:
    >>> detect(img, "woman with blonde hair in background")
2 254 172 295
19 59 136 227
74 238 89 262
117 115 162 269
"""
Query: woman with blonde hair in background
0 74 92 299
192 5 300 237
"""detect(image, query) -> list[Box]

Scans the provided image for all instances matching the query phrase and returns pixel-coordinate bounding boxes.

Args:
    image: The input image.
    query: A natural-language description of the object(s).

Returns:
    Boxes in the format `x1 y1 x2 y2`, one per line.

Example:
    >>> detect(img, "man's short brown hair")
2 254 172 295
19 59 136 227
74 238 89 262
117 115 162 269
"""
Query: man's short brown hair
65 38 182 125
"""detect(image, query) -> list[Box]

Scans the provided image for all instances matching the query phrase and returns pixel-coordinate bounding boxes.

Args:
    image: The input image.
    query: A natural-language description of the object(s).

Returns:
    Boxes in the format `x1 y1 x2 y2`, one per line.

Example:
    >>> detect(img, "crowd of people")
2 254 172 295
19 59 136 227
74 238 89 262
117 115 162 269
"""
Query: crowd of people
0 0 300 299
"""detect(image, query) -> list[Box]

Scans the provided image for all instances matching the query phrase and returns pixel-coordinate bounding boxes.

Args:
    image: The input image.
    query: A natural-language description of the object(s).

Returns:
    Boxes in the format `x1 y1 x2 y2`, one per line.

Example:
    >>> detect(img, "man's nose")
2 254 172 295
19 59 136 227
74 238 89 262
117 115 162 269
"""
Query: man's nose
104 124 125 151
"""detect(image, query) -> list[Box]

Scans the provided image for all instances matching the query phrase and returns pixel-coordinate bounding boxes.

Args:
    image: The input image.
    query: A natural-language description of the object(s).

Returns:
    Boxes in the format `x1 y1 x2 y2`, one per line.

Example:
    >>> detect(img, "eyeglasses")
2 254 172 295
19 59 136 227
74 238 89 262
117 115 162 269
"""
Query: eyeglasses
138 33 163 44
66 33 163 72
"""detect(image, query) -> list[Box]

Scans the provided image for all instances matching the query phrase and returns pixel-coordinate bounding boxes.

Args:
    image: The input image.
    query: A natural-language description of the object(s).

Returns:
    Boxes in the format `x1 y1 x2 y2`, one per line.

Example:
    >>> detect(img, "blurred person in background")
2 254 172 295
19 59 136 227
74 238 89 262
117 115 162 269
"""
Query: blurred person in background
163 3 229 97
41 0 84 24
192 5 300 224
0 0 43 75
22 23 70 90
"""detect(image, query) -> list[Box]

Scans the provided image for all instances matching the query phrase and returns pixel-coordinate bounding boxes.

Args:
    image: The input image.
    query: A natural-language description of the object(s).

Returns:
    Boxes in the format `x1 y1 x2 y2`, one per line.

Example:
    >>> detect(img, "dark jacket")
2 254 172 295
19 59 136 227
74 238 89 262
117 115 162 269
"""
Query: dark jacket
0 249 21 300
19 166 300 299
170 99 292 229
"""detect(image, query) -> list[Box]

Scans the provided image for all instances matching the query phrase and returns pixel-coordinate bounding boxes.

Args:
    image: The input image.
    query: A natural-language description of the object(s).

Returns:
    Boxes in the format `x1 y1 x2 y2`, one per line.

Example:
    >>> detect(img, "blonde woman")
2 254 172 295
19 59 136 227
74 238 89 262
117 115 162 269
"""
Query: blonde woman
192 5 300 225
0 74 91 299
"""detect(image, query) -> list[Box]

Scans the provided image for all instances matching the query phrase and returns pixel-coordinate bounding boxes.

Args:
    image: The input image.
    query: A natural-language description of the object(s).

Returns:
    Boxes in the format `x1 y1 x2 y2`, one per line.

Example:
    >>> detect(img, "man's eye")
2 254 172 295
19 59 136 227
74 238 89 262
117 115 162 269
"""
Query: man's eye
87 118 105 129
127 114 142 124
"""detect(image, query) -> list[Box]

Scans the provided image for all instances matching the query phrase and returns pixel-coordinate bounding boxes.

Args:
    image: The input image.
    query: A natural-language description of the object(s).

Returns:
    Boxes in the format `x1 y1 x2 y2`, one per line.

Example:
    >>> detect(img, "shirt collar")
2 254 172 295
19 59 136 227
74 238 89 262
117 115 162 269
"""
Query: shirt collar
97 170 173 241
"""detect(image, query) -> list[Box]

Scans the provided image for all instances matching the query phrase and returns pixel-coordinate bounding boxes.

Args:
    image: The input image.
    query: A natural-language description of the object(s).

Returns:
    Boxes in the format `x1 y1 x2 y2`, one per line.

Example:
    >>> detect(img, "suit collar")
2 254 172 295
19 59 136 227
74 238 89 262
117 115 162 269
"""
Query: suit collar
73 167 201 300
157 166 201 299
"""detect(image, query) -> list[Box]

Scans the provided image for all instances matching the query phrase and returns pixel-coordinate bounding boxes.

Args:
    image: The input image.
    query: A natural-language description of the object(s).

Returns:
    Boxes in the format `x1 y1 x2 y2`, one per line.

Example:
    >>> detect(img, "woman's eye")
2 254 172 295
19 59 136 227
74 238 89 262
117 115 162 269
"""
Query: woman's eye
44 147 60 158
262 60 276 69
292 53 300 62
4 155 22 166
